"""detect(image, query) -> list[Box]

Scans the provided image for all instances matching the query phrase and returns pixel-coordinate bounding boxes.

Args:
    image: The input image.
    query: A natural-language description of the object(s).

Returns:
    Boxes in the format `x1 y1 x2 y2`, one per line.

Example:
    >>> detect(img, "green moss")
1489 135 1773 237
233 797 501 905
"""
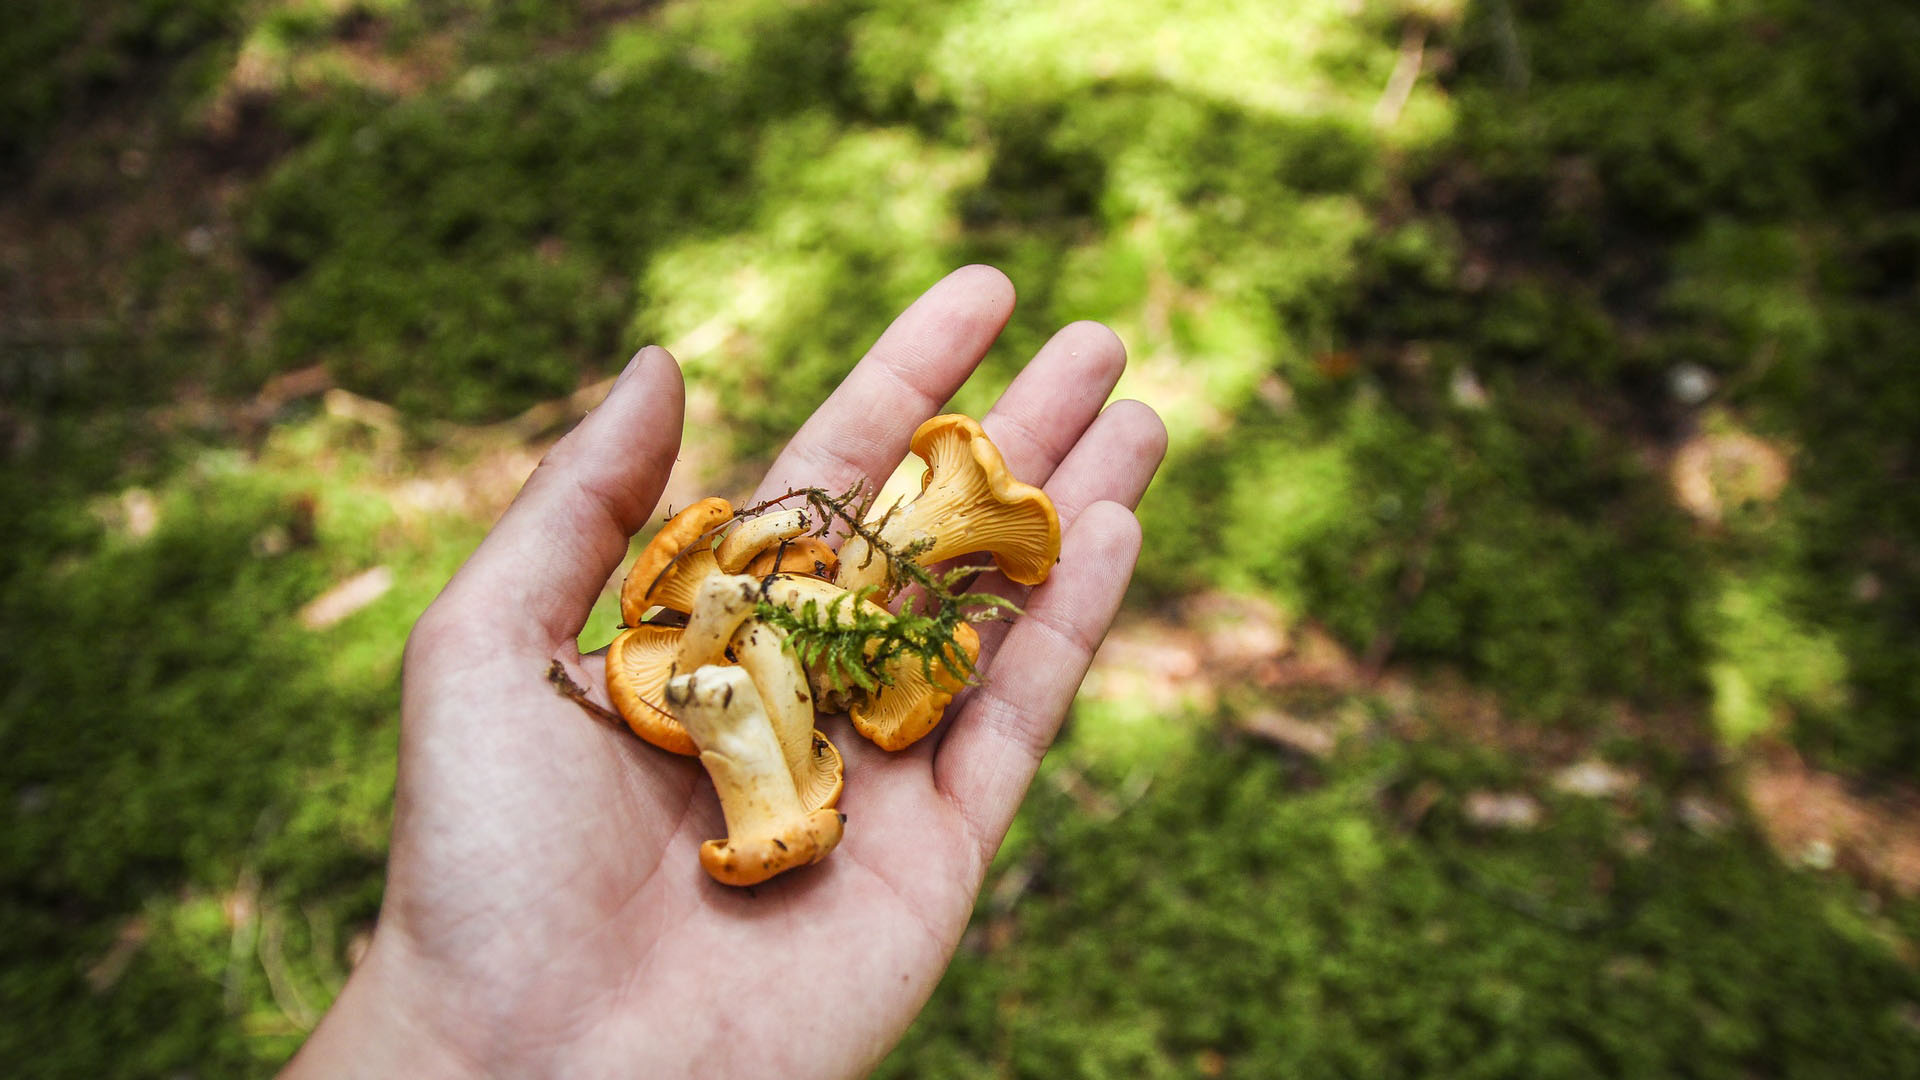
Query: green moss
11 0 1920 1073
0 417 472 1076
883 733 1920 1079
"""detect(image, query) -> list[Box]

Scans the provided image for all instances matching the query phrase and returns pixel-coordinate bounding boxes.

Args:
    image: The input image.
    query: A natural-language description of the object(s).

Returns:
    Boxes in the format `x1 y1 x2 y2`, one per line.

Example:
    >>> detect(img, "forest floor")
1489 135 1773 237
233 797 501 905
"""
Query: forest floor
6 0 1920 1075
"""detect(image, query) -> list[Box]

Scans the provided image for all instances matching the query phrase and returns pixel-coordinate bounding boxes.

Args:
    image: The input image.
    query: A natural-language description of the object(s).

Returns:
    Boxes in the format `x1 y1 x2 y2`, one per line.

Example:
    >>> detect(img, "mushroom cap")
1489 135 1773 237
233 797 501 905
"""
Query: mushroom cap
698 805 845 887
908 414 1059 585
620 497 733 625
849 620 981 750
744 536 838 581
605 624 698 755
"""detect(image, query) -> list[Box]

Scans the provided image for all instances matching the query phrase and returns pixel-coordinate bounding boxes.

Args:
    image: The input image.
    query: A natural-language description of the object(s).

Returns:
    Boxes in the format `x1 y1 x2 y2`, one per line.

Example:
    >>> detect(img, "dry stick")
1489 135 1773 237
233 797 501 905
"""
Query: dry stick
547 660 629 730
1372 21 1428 129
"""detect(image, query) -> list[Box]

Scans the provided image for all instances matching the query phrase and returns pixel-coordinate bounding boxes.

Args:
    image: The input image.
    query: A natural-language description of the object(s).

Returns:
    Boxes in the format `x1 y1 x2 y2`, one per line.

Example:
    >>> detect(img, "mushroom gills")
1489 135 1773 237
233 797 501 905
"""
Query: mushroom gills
605 624 697 755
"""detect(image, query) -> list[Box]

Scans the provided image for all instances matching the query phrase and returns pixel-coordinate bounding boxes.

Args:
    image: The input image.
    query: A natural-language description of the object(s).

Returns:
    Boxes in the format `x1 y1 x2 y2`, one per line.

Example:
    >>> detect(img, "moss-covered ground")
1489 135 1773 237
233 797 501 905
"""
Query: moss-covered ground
5 0 1920 1074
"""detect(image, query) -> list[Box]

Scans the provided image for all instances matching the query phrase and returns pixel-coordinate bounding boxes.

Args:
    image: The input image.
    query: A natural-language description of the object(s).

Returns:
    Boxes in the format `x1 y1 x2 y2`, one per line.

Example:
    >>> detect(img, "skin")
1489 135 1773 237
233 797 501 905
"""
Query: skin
280 266 1168 1079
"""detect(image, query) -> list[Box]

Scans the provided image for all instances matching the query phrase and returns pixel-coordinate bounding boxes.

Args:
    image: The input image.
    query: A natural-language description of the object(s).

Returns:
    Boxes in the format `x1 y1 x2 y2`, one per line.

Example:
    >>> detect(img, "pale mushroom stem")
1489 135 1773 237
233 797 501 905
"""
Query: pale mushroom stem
714 508 811 574
729 617 824 791
673 574 762 676
666 666 844 886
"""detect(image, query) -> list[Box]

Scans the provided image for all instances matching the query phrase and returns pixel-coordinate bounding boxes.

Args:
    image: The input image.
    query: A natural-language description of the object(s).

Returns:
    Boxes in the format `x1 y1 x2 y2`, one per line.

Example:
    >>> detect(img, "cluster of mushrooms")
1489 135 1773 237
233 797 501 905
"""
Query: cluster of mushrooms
597 415 1060 886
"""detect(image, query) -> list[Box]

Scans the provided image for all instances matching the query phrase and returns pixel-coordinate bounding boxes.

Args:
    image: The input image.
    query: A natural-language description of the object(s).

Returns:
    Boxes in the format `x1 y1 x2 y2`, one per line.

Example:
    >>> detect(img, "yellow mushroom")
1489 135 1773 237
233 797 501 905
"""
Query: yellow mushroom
639 573 842 808
744 535 837 581
730 617 844 810
835 415 1060 597
666 665 845 887
619 497 733 624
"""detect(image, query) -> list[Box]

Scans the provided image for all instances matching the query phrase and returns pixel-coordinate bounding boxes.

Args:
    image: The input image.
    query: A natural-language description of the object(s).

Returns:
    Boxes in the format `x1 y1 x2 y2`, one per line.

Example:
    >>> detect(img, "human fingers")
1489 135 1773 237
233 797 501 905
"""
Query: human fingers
424 347 684 649
975 320 1128 486
930 502 1142 863
749 265 1014 505
1030 398 1167 527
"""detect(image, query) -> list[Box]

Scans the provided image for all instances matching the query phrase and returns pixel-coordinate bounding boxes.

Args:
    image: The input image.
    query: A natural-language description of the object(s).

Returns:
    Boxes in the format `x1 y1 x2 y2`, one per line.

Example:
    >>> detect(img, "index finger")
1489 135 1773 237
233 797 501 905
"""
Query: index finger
749 265 1015 505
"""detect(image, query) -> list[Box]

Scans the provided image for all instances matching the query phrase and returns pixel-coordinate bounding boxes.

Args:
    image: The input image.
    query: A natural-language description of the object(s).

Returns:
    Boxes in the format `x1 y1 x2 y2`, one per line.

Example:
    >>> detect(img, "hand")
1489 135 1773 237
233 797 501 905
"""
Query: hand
283 266 1167 1078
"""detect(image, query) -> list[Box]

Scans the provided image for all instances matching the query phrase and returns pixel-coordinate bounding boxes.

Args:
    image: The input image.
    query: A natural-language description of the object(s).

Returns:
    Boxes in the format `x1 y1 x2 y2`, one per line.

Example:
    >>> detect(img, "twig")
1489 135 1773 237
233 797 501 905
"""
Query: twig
547 660 628 730
1372 21 1428 128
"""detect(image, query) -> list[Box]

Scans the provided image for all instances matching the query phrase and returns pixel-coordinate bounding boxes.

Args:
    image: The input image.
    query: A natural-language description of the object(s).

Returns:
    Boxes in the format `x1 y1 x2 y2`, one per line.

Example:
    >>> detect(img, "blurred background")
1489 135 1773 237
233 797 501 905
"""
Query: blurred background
5 0 1920 1074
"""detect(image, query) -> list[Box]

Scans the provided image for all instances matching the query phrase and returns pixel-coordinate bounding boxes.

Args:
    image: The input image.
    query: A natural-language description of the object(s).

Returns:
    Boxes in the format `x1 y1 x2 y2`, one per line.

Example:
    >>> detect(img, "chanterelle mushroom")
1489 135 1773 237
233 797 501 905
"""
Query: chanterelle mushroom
850 621 980 751
647 573 843 808
743 535 837 581
605 624 696 755
836 415 1059 596
619 497 733 624
666 665 845 886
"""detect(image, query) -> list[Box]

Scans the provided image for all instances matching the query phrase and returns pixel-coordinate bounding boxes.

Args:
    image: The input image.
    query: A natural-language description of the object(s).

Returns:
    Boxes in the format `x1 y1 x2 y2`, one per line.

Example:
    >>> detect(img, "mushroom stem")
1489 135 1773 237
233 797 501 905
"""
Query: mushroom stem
730 617 841 809
674 574 762 675
666 666 845 886
715 509 811 574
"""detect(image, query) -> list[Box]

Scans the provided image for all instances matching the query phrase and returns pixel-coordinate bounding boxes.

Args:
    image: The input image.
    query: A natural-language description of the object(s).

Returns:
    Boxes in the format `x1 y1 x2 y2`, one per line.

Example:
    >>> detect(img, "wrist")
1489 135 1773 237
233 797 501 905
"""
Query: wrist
280 933 478 1080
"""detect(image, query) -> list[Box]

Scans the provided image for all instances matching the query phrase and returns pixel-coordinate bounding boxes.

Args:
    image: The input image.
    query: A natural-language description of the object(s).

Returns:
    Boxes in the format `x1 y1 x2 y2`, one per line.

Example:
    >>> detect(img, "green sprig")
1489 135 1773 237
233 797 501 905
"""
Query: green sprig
741 484 1022 696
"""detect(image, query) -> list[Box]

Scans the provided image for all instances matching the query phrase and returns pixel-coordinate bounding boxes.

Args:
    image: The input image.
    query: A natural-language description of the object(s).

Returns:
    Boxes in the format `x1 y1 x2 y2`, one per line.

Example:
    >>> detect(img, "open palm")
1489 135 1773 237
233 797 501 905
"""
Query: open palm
284 266 1166 1079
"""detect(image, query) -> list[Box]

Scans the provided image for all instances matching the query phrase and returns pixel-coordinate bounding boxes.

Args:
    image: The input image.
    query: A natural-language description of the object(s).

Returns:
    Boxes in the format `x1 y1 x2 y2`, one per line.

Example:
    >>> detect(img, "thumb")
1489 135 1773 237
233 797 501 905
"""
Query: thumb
432 346 685 647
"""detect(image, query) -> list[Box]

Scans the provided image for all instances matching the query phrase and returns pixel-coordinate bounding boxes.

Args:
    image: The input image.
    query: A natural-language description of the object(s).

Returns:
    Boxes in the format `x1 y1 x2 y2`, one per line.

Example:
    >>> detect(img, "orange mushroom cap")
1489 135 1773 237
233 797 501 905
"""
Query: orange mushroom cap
699 809 844 887
620 497 733 625
744 536 838 581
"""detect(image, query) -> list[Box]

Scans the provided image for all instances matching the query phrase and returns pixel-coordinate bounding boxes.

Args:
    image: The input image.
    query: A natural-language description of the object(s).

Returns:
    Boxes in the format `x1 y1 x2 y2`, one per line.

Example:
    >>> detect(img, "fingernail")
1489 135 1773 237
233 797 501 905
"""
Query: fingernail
616 347 653 384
